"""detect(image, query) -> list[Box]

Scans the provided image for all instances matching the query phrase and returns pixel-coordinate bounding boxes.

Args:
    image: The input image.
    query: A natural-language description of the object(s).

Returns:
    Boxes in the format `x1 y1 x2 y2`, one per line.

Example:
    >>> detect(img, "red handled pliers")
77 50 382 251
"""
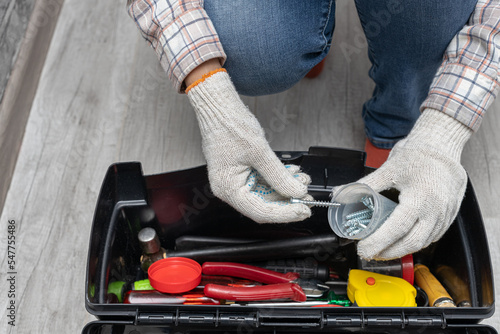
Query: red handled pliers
202 262 329 302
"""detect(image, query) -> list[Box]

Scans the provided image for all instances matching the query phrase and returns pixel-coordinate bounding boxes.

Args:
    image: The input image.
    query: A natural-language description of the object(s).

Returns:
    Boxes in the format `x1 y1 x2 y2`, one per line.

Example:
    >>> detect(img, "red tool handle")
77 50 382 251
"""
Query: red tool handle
204 283 307 302
202 262 300 284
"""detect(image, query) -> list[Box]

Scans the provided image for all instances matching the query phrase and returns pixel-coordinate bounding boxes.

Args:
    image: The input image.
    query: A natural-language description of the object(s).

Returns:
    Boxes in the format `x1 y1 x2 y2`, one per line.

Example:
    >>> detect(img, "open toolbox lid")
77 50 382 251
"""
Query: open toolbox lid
84 147 496 333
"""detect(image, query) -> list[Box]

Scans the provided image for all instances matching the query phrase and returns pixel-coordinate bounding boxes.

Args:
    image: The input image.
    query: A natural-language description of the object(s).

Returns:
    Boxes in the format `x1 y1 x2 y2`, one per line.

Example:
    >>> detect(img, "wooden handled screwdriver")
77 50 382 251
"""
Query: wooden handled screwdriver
414 264 456 307
435 265 471 307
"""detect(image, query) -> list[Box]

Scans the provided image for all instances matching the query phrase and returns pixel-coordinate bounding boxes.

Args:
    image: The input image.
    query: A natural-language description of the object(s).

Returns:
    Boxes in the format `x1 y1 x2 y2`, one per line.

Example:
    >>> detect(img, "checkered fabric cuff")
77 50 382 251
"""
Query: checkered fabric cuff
128 1 226 93
421 63 498 132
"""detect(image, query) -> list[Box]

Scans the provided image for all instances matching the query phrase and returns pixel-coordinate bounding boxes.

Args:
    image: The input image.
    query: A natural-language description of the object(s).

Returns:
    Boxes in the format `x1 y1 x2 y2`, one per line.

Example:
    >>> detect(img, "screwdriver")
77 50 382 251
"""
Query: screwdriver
315 290 351 307
250 259 333 281
435 265 471 307
164 234 348 262
124 289 220 305
414 264 456 307
229 290 351 307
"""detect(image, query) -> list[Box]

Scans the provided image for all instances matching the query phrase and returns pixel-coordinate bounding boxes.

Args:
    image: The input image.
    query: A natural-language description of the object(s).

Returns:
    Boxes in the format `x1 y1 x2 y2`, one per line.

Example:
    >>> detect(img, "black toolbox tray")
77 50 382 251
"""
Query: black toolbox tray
83 147 496 333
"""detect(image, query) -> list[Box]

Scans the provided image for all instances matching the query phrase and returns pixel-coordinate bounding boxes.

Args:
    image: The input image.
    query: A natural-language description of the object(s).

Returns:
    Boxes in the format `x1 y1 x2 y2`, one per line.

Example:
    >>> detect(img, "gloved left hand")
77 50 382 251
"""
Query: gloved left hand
356 109 473 260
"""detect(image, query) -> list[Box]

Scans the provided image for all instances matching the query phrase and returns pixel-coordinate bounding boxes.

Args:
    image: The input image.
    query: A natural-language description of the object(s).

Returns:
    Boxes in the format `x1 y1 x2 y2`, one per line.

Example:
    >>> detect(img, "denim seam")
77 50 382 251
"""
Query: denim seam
321 0 335 52
354 0 379 129
353 0 378 69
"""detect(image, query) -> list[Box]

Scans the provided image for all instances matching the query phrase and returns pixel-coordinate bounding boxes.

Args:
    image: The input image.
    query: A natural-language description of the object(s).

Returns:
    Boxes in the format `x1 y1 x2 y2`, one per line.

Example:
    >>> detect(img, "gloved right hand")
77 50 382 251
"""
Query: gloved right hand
186 69 312 223
356 109 472 260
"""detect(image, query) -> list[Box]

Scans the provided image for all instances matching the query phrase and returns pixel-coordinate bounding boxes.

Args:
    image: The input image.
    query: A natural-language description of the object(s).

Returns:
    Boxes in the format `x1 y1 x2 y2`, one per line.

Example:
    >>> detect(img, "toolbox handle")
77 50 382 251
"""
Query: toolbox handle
202 262 300 284
204 283 307 302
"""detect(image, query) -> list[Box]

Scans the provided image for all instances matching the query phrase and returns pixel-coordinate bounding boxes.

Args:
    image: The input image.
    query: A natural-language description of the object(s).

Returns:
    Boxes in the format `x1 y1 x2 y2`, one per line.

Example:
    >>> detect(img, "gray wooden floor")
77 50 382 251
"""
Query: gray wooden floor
0 0 36 102
0 0 498 332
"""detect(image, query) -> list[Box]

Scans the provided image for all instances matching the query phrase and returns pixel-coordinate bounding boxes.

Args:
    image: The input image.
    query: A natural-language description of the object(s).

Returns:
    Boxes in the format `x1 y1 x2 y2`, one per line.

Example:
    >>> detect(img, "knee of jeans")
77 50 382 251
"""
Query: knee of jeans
204 0 334 96
225 56 306 96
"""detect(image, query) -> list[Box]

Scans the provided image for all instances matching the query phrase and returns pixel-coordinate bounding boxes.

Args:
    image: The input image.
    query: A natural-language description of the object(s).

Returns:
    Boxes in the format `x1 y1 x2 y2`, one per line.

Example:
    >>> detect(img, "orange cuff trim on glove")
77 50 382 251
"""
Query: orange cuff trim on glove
185 68 227 94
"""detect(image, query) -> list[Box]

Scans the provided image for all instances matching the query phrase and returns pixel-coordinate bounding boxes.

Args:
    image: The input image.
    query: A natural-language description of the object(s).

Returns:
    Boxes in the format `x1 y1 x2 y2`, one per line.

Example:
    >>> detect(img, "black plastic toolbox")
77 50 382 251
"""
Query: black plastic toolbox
83 147 496 333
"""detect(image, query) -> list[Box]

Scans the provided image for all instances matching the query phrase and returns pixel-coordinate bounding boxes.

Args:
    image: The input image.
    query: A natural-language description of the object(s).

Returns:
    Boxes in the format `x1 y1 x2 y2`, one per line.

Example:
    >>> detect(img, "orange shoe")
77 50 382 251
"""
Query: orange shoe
364 139 391 168
306 58 326 78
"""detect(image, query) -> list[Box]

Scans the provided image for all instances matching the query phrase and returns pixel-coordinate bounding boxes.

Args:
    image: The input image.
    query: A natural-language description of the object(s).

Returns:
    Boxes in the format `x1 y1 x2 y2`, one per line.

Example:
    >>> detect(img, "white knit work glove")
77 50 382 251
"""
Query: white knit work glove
356 109 472 260
187 70 312 223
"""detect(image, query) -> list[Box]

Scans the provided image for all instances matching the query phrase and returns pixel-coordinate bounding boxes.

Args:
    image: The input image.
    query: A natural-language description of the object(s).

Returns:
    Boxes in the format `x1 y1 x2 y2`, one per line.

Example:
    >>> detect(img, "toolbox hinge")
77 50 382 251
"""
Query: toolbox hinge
323 314 445 329
137 311 222 327
365 314 404 327
136 312 175 325
324 314 363 327
257 310 323 328
218 313 256 327
406 315 445 328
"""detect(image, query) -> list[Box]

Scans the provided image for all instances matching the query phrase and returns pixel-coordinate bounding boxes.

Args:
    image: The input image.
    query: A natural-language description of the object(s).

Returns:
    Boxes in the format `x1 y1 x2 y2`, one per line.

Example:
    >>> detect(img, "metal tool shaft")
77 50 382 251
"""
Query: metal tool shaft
290 198 341 207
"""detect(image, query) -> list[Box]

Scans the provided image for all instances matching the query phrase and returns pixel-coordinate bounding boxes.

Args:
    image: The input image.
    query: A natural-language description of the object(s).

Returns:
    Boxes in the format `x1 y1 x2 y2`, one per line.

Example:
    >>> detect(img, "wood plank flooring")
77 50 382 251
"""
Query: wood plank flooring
0 0 36 101
0 0 498 332
0 0 64 217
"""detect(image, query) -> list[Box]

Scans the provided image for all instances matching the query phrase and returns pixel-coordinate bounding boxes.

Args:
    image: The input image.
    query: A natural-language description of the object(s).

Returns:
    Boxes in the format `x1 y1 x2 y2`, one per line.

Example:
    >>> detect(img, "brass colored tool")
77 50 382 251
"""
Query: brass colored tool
414 264 456 307
435 265 472 307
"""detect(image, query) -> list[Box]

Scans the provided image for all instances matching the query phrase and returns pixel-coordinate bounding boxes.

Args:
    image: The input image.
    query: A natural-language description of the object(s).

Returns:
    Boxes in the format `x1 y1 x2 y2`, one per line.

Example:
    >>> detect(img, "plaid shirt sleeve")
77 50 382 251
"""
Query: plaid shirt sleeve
421 0 500 131
127 0 226 93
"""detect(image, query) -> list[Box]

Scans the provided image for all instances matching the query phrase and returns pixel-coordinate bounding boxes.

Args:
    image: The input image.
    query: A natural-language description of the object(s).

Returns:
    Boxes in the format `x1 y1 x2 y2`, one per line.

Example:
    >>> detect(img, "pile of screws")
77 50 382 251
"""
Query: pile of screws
341 196 374 237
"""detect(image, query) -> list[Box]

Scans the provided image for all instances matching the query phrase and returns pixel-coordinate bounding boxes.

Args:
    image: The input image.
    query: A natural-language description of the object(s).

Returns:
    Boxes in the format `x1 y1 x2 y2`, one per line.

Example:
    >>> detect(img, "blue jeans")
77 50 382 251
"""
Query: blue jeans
204 0 477 148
